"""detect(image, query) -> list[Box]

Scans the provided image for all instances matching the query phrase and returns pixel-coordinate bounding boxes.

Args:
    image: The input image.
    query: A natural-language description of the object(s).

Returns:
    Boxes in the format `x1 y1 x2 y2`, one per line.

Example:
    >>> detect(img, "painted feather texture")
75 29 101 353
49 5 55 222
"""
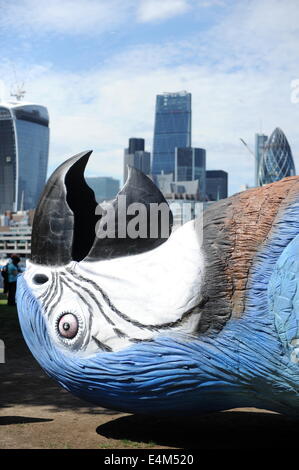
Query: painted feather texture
16 152 299 416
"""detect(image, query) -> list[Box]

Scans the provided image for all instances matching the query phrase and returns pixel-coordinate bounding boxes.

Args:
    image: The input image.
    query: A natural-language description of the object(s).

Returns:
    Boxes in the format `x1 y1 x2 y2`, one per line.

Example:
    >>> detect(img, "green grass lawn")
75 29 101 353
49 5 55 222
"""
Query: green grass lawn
0 290 9 305
0 291 8 304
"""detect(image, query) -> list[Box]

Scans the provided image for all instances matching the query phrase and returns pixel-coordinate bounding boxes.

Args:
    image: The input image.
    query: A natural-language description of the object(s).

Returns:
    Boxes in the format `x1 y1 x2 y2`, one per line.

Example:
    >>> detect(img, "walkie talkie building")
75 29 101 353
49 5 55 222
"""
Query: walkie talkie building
0 101 49 212
258 128 295 186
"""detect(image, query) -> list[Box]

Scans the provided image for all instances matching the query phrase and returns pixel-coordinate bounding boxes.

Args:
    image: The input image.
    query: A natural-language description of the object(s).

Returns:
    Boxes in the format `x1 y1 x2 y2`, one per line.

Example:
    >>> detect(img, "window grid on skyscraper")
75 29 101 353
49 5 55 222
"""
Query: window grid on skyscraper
258 128 296 186
0 102 49 212
152 91 191 178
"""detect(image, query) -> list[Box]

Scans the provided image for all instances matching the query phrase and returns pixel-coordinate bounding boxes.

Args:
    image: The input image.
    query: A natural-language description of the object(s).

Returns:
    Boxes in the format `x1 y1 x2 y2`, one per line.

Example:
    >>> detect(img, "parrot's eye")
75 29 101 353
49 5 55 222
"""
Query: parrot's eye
53 311 84 350
57 313 79 339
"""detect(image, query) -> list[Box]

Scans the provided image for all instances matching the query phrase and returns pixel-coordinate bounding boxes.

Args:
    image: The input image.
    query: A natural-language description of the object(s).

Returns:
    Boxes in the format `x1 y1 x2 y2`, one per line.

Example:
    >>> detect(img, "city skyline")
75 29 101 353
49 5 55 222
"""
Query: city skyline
0 0 298 196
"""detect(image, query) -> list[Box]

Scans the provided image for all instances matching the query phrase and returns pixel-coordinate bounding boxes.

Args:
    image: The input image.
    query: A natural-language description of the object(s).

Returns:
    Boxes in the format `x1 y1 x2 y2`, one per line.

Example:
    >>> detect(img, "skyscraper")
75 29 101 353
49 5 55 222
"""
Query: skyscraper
152 91 191 178
0 101 49 212
255 133 268 186
128 138 144 154
206 170 228 201
85 176 120 203
123 138 151 182
175 147 206 200
258 128 296 186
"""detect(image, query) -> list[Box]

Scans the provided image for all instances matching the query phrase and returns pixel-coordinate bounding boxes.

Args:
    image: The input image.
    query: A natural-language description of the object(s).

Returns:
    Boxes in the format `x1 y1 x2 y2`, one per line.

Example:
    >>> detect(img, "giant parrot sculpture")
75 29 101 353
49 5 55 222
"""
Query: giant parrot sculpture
16 151 299 416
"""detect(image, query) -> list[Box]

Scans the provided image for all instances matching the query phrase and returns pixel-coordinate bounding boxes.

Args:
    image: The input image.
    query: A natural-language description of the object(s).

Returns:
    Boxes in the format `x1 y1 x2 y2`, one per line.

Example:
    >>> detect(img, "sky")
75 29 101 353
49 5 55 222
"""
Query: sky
0 0 299 195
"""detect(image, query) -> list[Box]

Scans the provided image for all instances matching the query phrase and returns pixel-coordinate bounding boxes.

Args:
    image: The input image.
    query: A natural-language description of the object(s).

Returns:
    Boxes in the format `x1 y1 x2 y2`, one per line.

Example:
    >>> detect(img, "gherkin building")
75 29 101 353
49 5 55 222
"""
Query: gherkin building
258 128 296 186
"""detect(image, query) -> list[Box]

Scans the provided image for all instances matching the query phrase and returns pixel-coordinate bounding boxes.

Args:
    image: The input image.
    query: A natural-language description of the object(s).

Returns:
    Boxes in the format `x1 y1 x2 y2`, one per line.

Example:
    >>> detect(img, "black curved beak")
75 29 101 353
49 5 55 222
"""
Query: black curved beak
31 152 173 266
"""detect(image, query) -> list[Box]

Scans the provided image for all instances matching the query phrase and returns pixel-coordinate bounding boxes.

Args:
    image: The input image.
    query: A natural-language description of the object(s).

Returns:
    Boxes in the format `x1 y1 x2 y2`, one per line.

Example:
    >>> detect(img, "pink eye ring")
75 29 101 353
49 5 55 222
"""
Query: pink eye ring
58 313 79 339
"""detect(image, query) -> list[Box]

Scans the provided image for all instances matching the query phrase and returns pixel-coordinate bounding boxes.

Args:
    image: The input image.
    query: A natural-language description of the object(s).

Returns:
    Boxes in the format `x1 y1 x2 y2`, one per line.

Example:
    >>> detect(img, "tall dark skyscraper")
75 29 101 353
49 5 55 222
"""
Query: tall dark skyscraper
0 101 49 212
206 170 228 201
123 137 151 182
175 147 206 200
128 138 144 154
152 91 191 178
257 128 296 186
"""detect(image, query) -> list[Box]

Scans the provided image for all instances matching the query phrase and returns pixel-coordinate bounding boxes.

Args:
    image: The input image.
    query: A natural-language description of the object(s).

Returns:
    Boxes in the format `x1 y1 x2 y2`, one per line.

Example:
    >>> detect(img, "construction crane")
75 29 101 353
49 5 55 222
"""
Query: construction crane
10 83 26 101
10 65 26 101
240 138 255 158
239 138 258 188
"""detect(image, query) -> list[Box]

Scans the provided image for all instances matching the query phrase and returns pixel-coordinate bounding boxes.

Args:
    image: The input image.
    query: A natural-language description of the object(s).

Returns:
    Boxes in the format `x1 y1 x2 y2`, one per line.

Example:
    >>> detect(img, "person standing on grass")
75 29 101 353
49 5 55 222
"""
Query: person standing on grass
7 255 21 306
1 260 9 294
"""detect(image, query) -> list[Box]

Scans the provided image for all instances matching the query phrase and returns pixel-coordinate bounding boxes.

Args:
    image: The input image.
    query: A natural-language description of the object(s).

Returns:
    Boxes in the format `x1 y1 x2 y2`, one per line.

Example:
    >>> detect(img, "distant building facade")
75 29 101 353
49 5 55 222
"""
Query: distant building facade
85 176 120 203
167 199 203 227
156 173 201 201
0 225 31 258
255 133 268 186
0 209 34 262
175 147 206 201
152 91 191 178
123 138 151 182
206 170 228 201
0 101 49 212
257 127 296 186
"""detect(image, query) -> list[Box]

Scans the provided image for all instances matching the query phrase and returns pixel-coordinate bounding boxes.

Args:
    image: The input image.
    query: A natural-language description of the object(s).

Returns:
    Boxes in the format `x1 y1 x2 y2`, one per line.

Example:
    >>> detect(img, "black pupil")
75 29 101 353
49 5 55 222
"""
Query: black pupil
33 274 49 285
63 322 70 331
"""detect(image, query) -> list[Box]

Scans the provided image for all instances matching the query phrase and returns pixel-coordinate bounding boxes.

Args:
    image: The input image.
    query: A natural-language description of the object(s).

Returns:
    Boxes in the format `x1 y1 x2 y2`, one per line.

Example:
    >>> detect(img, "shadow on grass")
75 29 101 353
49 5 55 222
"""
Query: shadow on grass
0 416 53 426
3 298 298 448
97 411 299 449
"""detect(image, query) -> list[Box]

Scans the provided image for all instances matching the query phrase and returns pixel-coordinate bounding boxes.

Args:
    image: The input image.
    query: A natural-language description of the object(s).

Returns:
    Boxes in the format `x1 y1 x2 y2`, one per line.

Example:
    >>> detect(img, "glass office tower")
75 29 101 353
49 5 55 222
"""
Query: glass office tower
255 133 268 186
123 138 151 183
258 128 295 186
0 101 49 212
206 170 228 201
175 147 206 200
128 138 144 154
152 91 191 178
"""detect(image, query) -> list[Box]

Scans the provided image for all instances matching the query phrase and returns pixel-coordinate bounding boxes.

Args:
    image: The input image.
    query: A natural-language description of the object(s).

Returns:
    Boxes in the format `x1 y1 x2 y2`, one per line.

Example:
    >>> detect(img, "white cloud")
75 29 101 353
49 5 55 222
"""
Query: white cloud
0 0 298 196
198 0 226 7
0 0 228 37
6 57 296 196
203 0 299 71
0 0 134 35
137 0 191 23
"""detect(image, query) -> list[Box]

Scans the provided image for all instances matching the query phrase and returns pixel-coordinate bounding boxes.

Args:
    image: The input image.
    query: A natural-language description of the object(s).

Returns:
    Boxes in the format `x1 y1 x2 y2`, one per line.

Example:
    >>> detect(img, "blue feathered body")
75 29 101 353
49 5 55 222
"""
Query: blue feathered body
16 186 299 416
